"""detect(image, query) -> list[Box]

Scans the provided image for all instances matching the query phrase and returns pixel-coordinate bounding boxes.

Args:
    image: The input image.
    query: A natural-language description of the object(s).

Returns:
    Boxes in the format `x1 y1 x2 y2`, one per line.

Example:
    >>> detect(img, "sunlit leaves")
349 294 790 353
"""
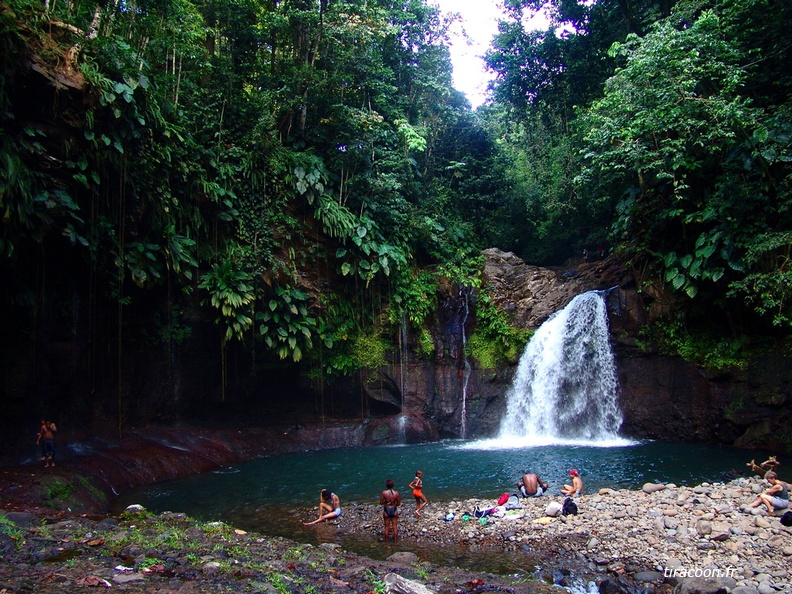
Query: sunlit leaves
577 11 766 299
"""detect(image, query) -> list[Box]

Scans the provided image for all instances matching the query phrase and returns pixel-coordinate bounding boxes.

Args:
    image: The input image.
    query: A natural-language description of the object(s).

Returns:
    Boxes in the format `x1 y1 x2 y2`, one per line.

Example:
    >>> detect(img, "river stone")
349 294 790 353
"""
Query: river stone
96 517 119 531
633 571 663 582
643 483 667 494
710 522 731 540
756 584 775 594
113 573 145 583
730 588 760 594
754 516 771 528
319 543 341 550
674 576 730 593
696 520 712 536
2 512 37 527
386 551 419 564
383 572 434 594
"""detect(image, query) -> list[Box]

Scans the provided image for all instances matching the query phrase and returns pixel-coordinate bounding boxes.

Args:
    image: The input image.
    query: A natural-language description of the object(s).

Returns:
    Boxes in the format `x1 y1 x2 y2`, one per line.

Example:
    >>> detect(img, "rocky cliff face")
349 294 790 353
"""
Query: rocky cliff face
360 249 791 455
2 248 788 459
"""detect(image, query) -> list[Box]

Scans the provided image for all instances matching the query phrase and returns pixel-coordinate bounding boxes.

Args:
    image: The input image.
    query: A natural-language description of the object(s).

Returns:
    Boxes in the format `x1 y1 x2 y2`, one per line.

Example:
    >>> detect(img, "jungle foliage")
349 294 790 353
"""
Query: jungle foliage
485 0 792 352
1 0 791 410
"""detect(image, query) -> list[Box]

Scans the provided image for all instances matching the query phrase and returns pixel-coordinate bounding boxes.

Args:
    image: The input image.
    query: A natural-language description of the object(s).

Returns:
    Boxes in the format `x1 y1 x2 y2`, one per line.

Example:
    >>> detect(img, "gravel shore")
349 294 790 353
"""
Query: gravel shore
1 473 791 593
386 475 791 593
320 474 792 593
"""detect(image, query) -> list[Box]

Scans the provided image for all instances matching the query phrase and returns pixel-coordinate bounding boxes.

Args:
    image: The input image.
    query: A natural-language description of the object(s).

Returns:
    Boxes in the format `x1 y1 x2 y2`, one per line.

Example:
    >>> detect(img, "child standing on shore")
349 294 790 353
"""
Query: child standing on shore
408 470 428 517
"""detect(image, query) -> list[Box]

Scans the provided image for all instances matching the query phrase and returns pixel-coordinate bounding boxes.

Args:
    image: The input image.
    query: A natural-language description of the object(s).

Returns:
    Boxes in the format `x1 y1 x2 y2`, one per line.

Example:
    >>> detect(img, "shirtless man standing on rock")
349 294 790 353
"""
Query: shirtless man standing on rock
36 419 57 468
518 471 548 497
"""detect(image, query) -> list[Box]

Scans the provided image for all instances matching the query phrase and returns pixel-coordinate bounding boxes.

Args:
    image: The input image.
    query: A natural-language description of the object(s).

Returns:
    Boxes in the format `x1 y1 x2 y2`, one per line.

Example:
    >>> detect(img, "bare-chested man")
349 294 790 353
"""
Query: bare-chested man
36 419 57 468
517 471 548 497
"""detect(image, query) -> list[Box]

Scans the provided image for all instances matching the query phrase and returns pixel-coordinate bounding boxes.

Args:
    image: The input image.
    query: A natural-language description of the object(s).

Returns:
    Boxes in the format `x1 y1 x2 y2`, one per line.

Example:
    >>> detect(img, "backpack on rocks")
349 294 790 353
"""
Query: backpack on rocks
504 494 522 510
781 510 792 527
562 497 578 516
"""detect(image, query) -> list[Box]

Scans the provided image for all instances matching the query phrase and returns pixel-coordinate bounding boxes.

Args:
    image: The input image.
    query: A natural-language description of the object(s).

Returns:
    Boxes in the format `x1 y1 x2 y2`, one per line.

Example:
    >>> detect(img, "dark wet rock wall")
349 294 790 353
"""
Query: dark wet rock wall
1 249 790 465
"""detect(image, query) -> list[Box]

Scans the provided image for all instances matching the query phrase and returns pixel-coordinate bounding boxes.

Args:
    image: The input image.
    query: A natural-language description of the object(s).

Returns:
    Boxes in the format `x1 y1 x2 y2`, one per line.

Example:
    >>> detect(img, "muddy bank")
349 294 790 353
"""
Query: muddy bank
0 506 564 594
0 422 374 514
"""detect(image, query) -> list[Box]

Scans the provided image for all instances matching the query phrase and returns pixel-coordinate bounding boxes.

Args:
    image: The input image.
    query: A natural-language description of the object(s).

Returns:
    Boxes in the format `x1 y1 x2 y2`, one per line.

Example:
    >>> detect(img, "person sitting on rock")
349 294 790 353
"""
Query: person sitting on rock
303 489 341 525
560 469 583 497
517 471 548 497
748 471 789 514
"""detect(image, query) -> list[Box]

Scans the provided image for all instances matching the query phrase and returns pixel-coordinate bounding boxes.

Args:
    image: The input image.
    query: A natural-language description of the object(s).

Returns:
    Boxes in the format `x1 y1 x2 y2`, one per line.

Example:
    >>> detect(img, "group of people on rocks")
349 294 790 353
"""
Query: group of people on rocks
517 468 583 498
304 463 792 541
304 468 585 542
302 470 428 540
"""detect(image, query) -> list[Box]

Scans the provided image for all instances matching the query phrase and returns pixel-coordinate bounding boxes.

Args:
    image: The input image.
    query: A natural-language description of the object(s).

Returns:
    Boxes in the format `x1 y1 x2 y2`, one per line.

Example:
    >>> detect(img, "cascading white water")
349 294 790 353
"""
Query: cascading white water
498 290 624 446
459 287 471 439
397 414 407 444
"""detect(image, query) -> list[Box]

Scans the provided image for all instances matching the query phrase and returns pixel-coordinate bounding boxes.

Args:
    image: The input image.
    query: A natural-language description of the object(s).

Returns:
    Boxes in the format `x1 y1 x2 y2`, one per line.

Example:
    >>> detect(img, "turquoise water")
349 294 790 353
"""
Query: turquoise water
111 439 770 579
114 439 765 528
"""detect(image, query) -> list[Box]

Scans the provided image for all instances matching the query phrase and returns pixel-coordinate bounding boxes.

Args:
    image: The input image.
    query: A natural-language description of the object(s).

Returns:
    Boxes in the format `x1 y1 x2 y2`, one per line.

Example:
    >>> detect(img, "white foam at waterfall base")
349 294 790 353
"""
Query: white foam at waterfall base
476 290 635 449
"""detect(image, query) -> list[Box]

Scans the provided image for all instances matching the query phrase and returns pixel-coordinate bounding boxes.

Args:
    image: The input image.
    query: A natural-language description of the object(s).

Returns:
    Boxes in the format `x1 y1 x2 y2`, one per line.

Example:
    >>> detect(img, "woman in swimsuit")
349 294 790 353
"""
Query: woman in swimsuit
380 478 401 541
303 489 342 526
408 470 428 517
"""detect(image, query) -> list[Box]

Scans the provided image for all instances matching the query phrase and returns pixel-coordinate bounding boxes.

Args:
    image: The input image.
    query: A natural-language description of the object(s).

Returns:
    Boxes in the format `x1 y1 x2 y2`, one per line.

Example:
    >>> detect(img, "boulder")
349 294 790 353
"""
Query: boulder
674 576 730 593
383 573 435 594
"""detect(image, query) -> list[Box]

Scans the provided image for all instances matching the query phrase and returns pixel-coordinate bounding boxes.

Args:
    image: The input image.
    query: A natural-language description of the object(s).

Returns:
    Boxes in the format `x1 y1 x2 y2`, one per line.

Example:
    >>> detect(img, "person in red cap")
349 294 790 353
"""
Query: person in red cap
561 469 583 497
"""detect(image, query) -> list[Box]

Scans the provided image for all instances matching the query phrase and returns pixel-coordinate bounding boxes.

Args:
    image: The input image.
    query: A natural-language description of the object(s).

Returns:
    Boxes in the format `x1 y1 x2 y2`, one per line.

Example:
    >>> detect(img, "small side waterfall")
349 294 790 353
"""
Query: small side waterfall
459 287 472 439
399 313 408 412
498 289 625 446
397 414 407 444
398 314 408 444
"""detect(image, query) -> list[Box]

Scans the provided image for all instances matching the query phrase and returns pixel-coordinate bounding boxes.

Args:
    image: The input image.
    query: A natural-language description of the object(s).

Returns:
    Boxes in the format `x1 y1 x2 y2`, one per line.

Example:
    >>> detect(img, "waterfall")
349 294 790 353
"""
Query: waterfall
498 290 625 446
459 287 471 439
399 313 408 413
397 414 407 444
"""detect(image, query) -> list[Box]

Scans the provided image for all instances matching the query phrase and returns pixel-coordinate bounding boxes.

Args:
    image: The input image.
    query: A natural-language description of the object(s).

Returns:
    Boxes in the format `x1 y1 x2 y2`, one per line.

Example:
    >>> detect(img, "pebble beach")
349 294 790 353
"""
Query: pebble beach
332 474 792 593
1 471 791 593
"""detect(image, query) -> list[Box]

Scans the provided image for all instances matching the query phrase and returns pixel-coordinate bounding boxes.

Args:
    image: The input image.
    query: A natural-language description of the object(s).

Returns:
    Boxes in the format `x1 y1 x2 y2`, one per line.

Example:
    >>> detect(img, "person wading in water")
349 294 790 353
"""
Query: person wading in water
380 478 401 541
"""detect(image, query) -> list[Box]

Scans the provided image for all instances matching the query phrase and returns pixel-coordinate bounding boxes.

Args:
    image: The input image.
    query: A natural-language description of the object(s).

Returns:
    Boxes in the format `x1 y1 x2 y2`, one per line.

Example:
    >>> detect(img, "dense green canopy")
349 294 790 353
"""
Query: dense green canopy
1 0 790 402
